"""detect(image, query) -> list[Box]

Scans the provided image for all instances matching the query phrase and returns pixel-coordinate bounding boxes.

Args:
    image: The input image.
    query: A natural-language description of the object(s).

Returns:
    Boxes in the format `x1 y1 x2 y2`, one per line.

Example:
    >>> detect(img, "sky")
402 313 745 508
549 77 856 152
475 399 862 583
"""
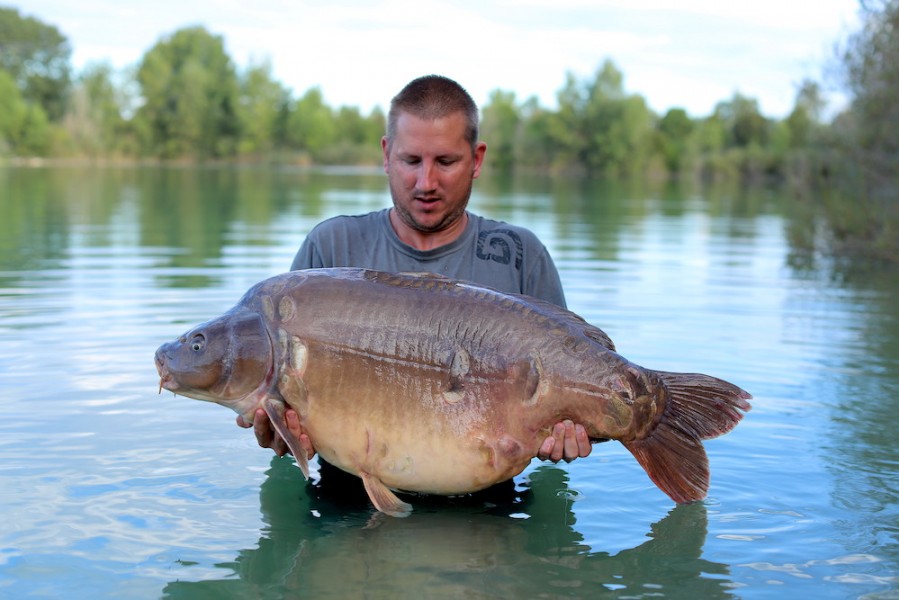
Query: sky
13 0 861 119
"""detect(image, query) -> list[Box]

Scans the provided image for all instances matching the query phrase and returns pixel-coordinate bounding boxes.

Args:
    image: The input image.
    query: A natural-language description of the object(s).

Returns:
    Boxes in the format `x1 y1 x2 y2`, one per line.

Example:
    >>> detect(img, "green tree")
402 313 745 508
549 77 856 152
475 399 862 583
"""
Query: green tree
713 93 769 148
785 79 825 149
286 87 335 160
832 0 899 259
842 0 899 197
707 93 773 179
0 7 71 121
554 71 588 168
134 26 240 158
321 104 384 164
237 59 289 155
563 60 655 176
63 61 127 156
480 89 521 171
515 96 565 170
0 68 49 155
656 108 694 174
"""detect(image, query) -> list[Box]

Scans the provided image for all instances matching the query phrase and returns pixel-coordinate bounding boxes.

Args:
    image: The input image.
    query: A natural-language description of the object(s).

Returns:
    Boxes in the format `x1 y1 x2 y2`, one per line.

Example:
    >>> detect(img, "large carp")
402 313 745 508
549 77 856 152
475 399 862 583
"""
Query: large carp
155 268 751 517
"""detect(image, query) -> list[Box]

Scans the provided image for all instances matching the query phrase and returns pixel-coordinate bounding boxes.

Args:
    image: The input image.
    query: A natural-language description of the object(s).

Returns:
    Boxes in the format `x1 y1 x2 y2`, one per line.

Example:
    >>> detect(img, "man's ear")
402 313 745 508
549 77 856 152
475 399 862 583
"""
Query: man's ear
381 136 390 173
472 141 487 179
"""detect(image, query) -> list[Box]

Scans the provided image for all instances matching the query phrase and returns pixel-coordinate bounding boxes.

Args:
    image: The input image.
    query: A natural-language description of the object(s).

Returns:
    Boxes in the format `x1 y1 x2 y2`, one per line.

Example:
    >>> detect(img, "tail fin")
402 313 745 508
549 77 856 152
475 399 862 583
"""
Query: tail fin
623 371 751 503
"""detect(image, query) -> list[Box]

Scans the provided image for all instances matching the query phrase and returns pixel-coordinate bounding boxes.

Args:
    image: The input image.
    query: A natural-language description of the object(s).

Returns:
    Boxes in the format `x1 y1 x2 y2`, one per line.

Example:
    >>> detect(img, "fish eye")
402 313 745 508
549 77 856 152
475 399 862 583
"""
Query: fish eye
190 334 206 352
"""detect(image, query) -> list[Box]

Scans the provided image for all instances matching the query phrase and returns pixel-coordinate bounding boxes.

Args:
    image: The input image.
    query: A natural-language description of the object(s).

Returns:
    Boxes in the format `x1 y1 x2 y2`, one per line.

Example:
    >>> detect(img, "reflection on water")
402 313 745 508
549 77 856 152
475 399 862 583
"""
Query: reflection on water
164 461 731 599
0 166 897 599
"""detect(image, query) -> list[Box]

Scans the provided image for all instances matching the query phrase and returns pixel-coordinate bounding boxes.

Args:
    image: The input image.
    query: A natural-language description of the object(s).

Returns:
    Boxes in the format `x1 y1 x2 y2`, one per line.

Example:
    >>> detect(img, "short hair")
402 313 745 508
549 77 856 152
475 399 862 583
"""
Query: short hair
386 75 479 151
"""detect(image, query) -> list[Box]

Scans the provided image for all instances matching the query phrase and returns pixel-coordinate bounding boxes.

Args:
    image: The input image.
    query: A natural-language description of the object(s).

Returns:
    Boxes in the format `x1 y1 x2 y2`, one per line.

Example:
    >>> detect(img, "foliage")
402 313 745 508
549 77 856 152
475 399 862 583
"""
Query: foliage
0 68 49 155
323 104 385 165
61 61 128 156
785 80 825 148
829 0 899 261
656 108 694 174
286 87 335 159
0 6 71 121
480 89 520 171
2 7 896 262
498 61 655 176
237 59 289 155
133 26 240 158
841 0 899 196
559 61 652 176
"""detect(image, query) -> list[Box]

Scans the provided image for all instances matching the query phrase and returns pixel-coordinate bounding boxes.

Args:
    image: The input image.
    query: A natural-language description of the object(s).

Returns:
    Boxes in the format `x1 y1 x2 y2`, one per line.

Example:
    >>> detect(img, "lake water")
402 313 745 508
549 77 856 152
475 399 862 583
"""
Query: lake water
0 166 897 599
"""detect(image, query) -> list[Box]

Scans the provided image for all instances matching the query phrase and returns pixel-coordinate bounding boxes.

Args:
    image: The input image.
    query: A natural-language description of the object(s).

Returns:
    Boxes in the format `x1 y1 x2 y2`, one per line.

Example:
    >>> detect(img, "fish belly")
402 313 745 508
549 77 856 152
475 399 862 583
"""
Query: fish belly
292 352 540 494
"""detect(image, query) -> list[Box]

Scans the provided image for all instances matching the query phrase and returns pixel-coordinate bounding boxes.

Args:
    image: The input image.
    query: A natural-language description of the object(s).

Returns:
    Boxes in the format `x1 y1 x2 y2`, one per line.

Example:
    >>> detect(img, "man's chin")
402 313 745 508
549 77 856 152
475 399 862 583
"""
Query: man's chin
405 208 448 232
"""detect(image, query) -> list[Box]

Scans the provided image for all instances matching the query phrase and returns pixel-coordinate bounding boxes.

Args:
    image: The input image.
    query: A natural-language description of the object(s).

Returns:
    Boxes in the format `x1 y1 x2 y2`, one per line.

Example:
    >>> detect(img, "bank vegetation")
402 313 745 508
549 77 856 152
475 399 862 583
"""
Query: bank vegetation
1 2 896 263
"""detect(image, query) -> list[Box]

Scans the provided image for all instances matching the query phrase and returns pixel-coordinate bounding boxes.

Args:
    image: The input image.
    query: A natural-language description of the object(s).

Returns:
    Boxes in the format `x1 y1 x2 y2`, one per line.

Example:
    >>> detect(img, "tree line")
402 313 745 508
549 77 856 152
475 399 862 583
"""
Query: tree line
1 3 896 261
0 10 385 164
0 5 831 175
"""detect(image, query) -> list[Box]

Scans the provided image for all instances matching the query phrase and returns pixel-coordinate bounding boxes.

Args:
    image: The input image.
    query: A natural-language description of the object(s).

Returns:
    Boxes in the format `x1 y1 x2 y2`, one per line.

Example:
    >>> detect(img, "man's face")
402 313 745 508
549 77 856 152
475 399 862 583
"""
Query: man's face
382 111 487 234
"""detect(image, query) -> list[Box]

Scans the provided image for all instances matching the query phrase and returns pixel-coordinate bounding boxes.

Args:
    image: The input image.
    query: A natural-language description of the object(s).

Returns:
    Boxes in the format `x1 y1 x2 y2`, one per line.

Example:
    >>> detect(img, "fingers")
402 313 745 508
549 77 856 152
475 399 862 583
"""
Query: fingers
243 407 310 459
537 434 555 461
538 421 591 463
561 420 578 462
299 433 315 460
286 409 316 459
252 407 289 457
536 421 566 462
252 408 273 447
574 423 592 458
551 421 568 462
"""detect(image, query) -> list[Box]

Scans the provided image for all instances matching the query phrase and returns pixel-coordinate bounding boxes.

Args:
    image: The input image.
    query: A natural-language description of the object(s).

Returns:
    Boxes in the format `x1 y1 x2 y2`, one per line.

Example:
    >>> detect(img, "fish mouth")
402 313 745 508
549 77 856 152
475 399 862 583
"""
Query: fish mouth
158 373 177 395
154 351 178 394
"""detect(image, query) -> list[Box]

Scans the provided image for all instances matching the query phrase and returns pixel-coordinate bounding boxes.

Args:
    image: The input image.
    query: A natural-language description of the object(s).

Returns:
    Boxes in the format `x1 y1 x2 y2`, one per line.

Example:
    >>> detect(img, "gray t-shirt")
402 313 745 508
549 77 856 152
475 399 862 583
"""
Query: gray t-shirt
290 209 566 308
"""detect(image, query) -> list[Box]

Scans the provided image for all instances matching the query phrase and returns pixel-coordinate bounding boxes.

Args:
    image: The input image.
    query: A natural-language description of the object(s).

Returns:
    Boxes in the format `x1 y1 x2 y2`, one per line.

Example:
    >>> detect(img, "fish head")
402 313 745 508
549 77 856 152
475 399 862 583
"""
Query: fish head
155 307 274 411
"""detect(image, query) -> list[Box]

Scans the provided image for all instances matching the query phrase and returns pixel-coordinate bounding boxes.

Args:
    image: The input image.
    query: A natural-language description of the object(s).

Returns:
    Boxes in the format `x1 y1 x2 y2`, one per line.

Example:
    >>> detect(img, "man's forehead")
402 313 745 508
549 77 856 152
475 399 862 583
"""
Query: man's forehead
391 112 469 154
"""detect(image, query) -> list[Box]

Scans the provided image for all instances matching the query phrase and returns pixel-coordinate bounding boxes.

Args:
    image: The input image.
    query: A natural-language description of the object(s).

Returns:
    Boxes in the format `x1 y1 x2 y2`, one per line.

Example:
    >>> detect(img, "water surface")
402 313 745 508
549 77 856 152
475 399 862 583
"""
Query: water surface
0 166 897 599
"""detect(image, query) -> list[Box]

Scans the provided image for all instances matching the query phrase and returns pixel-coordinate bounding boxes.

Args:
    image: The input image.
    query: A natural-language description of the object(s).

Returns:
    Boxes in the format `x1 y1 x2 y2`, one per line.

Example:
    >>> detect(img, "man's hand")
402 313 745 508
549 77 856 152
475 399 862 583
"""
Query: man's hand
537 419 592 463
236 408 315 459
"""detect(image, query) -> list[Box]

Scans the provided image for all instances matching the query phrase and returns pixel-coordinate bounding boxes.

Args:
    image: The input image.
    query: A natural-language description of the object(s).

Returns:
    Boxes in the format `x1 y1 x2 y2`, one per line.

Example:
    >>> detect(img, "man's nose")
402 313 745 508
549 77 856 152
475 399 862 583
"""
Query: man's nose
416 161 437 191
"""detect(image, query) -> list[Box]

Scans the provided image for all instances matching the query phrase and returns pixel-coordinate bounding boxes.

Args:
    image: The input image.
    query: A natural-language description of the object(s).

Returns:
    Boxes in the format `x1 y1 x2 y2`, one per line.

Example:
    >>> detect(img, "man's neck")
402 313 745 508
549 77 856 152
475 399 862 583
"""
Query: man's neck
388 209 469 251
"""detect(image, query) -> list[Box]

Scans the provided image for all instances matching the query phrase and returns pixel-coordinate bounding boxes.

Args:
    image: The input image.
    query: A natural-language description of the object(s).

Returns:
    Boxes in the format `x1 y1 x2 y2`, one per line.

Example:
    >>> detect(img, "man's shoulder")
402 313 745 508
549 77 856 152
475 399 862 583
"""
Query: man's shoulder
308 210 387 237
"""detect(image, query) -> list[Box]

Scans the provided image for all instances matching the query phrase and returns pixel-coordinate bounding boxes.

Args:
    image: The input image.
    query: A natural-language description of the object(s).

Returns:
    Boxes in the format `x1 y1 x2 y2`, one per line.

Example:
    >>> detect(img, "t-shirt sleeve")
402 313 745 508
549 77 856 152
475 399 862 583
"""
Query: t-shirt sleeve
523 244 567 309
290 236 322 270
289 219 340 270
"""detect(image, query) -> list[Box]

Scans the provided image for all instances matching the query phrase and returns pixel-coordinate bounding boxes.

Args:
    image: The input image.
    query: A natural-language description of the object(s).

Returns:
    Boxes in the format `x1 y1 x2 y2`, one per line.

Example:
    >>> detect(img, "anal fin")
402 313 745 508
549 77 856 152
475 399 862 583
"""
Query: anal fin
262 397 310 479
360 471 412 517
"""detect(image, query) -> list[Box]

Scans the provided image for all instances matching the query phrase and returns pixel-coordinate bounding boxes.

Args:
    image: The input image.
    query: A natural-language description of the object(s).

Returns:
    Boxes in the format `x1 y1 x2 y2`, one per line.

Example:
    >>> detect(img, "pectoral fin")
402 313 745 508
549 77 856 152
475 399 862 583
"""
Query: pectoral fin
360 471 412 517
262 397 310 479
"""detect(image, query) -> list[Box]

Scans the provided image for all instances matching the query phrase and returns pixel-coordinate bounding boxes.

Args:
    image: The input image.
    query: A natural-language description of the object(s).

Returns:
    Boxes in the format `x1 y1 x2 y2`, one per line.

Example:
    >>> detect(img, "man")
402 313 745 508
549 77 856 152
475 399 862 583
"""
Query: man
239 74 591 471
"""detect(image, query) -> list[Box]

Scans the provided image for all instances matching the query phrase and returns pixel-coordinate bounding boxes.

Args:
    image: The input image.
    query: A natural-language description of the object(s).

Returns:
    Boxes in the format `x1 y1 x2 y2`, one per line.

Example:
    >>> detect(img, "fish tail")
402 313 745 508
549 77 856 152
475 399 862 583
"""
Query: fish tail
622 371 751 503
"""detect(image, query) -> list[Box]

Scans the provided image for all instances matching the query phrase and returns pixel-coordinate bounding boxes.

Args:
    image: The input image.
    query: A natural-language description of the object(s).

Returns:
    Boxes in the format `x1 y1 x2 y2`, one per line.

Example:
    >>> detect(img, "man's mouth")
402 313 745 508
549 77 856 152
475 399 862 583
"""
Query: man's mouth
414 196 441 206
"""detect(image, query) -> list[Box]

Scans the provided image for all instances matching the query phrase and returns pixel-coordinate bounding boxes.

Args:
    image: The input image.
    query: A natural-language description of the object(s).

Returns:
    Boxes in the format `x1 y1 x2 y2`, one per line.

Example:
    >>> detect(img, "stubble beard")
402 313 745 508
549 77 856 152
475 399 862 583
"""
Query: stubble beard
390 179 472 234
